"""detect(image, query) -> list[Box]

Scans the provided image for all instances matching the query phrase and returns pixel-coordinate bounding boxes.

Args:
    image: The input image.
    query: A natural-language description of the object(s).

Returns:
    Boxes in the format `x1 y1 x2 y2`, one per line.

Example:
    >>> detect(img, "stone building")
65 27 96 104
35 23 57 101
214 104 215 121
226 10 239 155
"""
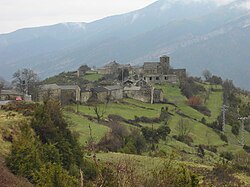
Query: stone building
123 86 164 103
97 61 132 75
77 65 91 77
104 85 123 101
0 89 24 101
89 87 109 103
40 84 61 101
39 84 81 105
80 88 92 103
142 55 185 84
124 86 151 103
143 74 178 84
59 85 81 105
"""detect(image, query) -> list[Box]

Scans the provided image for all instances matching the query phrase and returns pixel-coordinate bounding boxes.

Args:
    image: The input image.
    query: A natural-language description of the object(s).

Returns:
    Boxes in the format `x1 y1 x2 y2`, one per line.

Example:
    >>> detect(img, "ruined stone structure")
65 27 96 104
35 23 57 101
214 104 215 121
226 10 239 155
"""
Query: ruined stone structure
142 55 186 84
97 61 132 75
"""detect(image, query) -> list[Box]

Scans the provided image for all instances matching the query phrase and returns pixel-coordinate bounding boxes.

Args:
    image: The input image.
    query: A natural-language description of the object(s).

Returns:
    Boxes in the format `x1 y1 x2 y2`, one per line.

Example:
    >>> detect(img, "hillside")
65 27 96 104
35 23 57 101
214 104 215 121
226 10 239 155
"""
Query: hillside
0 0 250 89
1 78 250 185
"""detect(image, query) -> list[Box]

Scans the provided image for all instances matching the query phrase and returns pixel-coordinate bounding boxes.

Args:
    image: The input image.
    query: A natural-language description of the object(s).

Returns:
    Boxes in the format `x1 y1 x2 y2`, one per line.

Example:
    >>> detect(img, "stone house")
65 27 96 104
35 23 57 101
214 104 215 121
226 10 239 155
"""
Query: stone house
97 61 132 76
97 61 120 75
89 87 109 103
0 90 24 101
123 86 164 104
80 88 92 103
142 56 185 84
39 84 81 105
104 85 123 101
124 86 151 103
77 65 91 77
153 89 164 103
39 84 61 101
143 74 178 84
59 85 81 105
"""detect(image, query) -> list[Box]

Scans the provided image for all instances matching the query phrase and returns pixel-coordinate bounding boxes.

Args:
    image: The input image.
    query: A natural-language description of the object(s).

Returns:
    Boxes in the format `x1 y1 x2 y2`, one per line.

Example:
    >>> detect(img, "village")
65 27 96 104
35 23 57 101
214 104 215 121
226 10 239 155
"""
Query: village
0 56 186 106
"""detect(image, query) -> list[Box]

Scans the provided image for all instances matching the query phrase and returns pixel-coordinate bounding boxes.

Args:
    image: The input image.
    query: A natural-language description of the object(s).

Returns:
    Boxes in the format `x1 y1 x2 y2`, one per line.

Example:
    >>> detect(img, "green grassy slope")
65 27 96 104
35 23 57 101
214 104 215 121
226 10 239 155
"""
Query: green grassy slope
64 112 109 145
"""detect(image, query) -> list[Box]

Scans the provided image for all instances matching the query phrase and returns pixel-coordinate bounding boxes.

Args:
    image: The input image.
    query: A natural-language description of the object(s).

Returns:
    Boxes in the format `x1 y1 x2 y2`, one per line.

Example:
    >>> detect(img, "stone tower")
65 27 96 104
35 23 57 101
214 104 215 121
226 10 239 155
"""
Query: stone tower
160 55 170 74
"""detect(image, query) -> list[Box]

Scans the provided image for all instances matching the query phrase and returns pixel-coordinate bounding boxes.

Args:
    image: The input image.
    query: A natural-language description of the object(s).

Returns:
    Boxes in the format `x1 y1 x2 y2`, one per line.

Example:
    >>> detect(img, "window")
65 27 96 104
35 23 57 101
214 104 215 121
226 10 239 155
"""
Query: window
150 77 152 81
156 77 159 80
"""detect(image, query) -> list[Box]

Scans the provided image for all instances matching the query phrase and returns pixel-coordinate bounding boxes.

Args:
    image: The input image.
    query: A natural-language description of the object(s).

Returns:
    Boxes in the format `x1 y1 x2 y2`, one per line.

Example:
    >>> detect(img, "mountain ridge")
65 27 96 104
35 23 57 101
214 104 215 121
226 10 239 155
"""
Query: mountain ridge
0 0 250 89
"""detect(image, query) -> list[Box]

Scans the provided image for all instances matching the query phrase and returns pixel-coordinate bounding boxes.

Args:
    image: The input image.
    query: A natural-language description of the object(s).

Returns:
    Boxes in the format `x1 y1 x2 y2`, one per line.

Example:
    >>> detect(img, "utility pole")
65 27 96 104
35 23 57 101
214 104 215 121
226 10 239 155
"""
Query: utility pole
238 117 248 146
221 105 228 134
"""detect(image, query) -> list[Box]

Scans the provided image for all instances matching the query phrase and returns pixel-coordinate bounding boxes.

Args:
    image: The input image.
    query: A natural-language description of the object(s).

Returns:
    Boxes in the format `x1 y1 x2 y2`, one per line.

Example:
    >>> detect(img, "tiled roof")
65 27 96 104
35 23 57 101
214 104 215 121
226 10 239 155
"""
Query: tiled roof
58 85 79 90
41 84 60 90
91 87 108 93
0 89 23 95
104 85 123 91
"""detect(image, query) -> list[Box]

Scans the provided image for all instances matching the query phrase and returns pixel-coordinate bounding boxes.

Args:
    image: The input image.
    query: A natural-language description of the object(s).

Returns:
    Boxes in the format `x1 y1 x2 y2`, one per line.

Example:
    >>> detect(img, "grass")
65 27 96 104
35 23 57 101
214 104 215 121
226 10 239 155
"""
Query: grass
0 110 25 156
84 71 103 82
205 90 223 123
64 112 109 145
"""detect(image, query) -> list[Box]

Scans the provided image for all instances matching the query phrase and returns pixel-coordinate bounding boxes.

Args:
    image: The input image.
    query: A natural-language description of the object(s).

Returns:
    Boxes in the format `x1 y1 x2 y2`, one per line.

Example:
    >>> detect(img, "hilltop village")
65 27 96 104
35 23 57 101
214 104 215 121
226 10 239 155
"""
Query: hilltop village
0 55 186 105
38 56 186 105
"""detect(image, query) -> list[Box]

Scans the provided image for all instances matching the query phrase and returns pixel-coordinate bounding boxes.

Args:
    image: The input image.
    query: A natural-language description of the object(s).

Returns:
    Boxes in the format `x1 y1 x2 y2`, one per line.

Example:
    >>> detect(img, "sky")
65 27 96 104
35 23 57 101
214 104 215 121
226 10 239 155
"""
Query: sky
0 0 156 34
0 0 237 34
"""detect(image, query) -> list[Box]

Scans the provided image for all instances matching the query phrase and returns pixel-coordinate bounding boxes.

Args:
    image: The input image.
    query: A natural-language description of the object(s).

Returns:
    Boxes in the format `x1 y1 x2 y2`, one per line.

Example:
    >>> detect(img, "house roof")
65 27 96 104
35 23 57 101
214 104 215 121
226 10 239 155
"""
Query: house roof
0 89 23 95
124 86 142 91
143 62 160 69
41 84 60 90
91 87 108 93
58 85 80 90
104 85 123 91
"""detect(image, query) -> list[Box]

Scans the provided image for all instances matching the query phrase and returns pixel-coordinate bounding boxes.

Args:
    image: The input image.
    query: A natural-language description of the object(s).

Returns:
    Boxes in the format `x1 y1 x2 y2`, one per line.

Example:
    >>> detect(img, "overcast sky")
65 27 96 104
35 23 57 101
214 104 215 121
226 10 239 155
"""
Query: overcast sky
0 0 236 34
0 0 157 34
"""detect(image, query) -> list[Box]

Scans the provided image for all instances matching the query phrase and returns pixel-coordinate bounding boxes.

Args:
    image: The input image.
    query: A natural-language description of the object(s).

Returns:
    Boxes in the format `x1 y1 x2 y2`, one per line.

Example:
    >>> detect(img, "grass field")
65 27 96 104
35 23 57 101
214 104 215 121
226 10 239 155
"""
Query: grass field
0 110 25 156
64 112 109 145
84 71 103 82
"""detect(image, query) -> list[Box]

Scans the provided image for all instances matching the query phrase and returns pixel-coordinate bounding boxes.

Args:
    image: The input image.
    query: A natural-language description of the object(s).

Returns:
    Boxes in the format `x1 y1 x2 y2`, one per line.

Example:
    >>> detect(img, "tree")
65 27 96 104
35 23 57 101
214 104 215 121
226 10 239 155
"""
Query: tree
0 77 4 92
202 69 212 81
176 118 191 137
93 104 107 123
12 68 40 100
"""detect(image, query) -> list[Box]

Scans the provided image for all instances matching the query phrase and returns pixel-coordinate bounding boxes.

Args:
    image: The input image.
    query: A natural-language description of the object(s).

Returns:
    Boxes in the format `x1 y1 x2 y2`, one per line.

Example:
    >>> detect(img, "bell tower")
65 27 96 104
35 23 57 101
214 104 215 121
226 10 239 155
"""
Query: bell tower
160 55 170 74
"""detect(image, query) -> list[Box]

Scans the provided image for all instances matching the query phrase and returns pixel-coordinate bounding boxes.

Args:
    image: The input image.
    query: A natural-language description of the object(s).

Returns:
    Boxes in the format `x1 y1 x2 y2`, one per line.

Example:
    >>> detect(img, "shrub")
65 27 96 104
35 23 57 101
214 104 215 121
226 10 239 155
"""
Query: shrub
243 145 250 153
220 134 228 143
197 145 205 158
220 151 234 161
232 124 240 136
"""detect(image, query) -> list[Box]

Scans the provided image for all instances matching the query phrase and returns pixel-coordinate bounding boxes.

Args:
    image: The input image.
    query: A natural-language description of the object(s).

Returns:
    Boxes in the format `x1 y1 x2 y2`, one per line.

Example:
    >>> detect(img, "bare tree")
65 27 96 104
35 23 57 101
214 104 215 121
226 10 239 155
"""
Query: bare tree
12 68 40 100
202 69 212 81
176 118 191 137
93 104 107 123
0 77 5 92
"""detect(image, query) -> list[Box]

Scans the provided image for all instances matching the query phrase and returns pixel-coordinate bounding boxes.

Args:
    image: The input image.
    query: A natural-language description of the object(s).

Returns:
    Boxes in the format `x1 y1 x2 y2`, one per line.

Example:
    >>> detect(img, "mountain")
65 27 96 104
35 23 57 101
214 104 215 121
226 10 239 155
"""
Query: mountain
0 0 250 89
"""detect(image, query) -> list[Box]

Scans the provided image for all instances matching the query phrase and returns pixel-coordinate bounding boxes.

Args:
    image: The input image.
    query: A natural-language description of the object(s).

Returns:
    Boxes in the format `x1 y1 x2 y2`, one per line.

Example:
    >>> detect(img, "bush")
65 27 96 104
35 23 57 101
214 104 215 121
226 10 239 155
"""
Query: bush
220 134 228 143
197 145 205 158
243 145 250 153
174 135 193 146
220 151 234 161
232 124 240 136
